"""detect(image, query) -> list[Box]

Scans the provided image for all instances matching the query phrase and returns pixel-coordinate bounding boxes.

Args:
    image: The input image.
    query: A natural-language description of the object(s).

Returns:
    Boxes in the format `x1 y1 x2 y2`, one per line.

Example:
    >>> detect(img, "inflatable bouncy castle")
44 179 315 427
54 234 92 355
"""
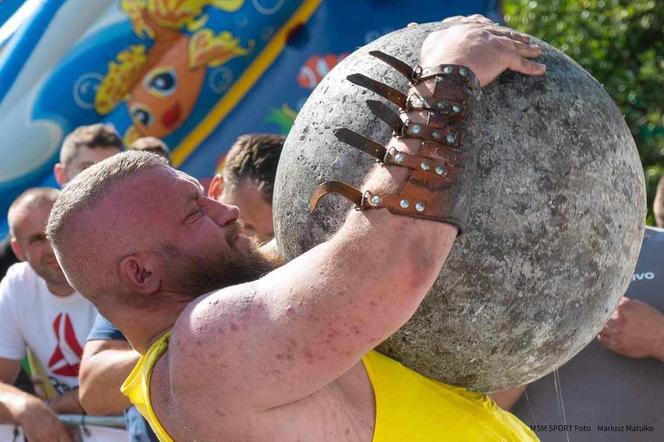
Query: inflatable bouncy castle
0 0 501 235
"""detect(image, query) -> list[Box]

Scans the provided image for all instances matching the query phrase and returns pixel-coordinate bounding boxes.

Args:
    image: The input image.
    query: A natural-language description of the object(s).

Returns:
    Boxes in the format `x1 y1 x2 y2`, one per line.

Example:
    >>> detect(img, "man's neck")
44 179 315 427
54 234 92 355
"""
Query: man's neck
46 281 75 297
115 299 190 354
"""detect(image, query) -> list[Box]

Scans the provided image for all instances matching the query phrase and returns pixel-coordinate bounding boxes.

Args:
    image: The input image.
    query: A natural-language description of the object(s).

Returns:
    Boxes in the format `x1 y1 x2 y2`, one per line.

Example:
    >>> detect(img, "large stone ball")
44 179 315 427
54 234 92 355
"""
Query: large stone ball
273 22 646 391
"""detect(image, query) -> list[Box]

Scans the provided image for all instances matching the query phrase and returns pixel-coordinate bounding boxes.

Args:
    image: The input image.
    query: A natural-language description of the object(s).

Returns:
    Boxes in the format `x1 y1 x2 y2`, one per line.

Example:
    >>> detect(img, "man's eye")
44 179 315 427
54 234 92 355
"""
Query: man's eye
187 207 203 222
29 235 46 244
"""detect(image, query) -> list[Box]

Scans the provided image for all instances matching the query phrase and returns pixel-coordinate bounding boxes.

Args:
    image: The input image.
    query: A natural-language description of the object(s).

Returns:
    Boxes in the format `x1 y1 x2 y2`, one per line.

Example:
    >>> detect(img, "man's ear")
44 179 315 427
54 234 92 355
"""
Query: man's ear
208 173 224 201
53 163 69 187
119 254 160 294
9 238 26 262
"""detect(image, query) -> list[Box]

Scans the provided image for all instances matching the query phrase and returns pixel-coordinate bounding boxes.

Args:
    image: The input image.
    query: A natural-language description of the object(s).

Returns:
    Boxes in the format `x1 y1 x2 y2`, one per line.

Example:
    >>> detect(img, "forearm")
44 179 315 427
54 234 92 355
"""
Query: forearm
48 388 83 415
79 348 137 415
0 382 37 424
247 170 456 405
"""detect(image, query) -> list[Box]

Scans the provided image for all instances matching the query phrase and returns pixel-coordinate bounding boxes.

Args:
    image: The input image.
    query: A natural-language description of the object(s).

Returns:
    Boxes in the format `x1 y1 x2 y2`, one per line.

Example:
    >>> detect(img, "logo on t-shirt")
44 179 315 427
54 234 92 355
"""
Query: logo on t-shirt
48 313 84 377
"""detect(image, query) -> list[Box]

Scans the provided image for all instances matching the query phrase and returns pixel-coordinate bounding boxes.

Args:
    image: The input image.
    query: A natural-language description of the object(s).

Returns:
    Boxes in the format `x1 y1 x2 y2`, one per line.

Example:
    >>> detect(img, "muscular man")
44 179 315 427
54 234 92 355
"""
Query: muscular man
0 189 95 441
80 134 281 441
208 133 285 243
80 134 281 440
54 123 122 186
48 19 545 441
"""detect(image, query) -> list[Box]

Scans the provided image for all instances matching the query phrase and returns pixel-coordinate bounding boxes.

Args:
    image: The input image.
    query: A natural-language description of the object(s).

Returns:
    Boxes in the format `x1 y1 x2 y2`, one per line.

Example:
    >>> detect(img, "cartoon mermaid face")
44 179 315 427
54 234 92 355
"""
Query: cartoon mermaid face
127 37 206 138
95 0 250 144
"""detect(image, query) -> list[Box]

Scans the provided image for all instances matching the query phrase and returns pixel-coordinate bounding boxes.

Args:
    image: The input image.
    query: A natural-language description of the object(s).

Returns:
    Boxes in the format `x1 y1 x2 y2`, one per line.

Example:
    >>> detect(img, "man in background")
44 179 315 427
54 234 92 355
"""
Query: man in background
130 137 172 165
208 133 284 243
598 177 664 361
54 124 122 186
0 189 124 442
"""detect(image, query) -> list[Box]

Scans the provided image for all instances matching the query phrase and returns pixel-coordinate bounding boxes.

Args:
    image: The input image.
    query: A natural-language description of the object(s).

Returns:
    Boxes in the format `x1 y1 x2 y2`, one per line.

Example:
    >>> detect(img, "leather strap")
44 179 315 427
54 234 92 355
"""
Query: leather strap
312 50 480 231
334 127 457 181
310 181 363 212
309 180 463 233
366 100 463 146
368 50 481 94
346 73 407 108
368 50 415 80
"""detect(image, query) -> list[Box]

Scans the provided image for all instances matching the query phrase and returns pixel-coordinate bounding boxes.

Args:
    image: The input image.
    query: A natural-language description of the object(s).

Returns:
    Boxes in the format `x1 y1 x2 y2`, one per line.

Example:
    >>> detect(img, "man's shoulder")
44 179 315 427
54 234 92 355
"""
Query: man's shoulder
166 285 261 389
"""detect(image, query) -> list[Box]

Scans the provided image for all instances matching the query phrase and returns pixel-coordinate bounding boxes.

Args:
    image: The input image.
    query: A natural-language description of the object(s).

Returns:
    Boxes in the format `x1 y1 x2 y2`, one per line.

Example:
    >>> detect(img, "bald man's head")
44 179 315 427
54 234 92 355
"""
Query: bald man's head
8 188 68 289
8 187 60 236
47 151 273 317
47 151 169 306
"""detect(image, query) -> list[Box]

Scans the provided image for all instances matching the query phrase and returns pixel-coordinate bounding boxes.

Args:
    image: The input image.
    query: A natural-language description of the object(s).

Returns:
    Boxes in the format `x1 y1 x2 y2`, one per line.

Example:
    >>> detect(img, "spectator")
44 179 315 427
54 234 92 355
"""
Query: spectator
129 137 172 165
0 189 103 441
598 176 664 360
54 123 122 186
208 133 284 243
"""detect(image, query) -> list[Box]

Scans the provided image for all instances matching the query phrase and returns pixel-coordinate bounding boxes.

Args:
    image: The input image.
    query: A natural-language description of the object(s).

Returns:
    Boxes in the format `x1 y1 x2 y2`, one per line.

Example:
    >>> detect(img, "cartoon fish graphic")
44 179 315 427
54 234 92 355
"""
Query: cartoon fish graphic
297 53 347 89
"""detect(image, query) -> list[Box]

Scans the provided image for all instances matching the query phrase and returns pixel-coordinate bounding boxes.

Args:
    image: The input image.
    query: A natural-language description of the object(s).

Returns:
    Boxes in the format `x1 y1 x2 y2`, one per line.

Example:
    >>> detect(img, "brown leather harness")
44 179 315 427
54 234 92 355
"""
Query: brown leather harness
309 50 481 233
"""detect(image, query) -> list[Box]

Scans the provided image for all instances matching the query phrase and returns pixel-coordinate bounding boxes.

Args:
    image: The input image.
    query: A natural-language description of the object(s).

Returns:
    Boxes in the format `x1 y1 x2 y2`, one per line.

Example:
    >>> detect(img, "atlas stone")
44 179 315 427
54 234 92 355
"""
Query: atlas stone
273 22 646 392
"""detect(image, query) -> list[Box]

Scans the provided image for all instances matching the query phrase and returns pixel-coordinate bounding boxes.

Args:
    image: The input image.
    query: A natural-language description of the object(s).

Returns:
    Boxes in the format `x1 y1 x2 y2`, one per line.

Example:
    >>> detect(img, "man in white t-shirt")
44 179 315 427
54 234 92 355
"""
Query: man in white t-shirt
0 188 124 442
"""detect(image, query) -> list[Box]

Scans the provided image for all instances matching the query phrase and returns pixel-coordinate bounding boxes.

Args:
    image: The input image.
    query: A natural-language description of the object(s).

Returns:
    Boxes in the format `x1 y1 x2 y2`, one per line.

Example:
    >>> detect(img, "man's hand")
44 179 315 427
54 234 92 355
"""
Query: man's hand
420 15 545 87
16 395 73 442
47 388 84 415
598 297 664 361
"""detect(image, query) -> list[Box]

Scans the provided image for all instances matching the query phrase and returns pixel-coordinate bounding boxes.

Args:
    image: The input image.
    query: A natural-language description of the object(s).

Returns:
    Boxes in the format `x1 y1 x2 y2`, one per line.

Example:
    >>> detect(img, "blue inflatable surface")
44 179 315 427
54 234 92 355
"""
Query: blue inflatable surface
0 0 501 235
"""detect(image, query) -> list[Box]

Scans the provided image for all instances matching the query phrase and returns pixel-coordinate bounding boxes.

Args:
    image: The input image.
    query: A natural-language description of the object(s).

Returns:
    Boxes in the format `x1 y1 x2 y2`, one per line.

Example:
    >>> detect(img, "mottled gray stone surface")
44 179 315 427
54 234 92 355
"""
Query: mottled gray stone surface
272 23 646 392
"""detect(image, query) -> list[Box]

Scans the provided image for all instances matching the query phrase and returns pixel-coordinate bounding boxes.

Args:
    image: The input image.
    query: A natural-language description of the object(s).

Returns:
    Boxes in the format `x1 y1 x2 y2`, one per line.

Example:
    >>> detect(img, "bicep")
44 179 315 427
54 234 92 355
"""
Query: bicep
171 224 450 412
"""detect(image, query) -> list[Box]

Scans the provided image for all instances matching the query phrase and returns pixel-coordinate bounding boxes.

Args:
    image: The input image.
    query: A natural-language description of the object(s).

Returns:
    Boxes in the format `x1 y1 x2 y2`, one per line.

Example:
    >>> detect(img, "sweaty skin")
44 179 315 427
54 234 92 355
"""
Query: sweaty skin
58 17 545 442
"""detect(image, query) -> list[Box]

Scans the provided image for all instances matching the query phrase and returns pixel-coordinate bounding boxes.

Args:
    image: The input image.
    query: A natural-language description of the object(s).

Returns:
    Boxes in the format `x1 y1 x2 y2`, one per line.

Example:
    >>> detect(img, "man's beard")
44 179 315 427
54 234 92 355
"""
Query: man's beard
157 223 279 299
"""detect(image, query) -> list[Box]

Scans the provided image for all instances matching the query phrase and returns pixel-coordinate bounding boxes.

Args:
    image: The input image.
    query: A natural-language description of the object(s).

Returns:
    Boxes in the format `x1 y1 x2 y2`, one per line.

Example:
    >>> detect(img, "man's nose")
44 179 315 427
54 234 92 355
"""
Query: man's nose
204 197 240 226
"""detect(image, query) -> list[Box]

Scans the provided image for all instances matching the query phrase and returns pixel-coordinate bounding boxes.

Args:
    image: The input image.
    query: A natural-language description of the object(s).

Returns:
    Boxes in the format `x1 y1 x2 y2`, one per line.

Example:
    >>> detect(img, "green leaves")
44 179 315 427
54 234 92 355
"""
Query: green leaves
505 0 663 223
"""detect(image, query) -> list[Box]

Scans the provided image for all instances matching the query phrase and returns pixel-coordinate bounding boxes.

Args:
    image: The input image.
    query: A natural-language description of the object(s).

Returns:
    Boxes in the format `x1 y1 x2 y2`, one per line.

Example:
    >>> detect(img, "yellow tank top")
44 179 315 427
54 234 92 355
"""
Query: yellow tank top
363 350 538 441
122 334 538 442
121 331 174 442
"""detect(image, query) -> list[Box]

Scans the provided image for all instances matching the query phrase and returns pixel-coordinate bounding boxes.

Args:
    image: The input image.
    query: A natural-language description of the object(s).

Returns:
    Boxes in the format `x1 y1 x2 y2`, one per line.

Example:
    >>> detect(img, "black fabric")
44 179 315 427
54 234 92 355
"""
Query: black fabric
0 235 18 279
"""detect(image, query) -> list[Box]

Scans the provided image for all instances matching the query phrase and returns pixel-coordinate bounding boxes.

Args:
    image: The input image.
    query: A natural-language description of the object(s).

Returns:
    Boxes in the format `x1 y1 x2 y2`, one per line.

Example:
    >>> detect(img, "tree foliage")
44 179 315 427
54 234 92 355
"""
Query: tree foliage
504 0 663 223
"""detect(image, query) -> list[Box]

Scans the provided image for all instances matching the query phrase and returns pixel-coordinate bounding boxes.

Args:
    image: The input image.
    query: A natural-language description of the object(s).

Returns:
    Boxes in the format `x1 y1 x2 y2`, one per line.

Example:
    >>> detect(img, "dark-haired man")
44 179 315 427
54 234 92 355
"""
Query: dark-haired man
208 133 284 243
